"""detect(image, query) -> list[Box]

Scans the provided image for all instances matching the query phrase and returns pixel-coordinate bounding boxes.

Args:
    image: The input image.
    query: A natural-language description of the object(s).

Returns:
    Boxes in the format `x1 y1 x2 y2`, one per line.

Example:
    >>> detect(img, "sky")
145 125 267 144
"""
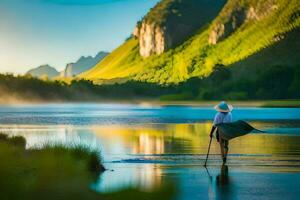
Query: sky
0 0 159 74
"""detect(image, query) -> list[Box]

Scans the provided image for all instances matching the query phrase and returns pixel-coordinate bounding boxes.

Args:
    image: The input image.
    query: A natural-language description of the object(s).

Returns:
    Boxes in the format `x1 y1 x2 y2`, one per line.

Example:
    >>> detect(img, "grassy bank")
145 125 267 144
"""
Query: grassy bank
260 100 300 108
136 100 300 108
0 134 175 200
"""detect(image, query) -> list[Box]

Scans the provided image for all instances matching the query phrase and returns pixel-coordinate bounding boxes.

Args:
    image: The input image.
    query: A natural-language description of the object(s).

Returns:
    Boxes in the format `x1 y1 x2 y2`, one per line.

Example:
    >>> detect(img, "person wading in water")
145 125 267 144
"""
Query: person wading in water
209 101 233 164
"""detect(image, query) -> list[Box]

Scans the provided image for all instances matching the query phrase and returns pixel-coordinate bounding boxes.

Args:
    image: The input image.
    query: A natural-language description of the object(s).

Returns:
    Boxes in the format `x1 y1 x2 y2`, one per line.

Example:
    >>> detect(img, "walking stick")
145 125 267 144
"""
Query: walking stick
204 136 213 167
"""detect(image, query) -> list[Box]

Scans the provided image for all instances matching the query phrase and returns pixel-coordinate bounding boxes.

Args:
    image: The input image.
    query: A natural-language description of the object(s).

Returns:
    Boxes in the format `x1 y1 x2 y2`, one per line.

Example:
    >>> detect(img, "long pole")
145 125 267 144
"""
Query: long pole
204 137 213 167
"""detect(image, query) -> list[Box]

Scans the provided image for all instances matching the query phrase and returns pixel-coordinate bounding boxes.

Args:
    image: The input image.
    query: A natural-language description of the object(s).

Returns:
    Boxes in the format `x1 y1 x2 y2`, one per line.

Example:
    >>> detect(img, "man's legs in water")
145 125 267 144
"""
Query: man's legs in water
220 139 229 163
219 141 225 162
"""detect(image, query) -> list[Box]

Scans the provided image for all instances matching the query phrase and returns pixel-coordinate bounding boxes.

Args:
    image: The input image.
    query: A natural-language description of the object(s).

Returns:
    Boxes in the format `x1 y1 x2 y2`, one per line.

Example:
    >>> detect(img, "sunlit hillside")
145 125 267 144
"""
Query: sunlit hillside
80 0 300 84
79 39 141 81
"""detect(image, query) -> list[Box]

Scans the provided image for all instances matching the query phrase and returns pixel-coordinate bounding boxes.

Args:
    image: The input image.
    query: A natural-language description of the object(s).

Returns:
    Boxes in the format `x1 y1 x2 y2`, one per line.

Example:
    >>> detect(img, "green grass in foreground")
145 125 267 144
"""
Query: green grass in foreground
0 134 175 200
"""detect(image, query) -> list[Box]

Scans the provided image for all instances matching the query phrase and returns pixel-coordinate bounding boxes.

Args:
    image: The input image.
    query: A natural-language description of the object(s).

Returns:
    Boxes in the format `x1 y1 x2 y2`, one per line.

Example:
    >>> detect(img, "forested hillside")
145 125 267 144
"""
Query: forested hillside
80 0 300 85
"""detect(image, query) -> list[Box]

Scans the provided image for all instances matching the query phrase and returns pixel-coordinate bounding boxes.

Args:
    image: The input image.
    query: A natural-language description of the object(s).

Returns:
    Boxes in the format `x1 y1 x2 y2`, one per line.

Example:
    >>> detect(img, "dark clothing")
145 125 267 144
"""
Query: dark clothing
215 120 261 141
216 129 229 150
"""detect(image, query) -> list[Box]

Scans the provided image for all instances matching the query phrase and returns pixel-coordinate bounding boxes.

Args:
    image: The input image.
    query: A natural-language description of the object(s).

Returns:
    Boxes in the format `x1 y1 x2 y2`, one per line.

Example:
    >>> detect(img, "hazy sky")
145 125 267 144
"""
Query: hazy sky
0 0 159 74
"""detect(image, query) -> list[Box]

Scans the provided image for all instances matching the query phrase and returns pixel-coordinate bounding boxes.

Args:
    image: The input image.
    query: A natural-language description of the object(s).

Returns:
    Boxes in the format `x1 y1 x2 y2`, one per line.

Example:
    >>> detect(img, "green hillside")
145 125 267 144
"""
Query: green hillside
79 39 141 81
192 30 300 100
80 0 300 84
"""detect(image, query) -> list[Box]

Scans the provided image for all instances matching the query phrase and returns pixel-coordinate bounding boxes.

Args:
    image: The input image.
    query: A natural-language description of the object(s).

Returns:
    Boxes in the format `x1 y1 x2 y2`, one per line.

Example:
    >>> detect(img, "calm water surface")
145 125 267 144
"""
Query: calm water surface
1 103 300 200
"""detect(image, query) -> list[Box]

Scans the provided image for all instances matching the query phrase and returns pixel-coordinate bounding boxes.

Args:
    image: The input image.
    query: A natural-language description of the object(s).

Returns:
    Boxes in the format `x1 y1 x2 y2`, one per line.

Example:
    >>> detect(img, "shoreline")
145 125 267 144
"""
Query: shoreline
1 99 300 108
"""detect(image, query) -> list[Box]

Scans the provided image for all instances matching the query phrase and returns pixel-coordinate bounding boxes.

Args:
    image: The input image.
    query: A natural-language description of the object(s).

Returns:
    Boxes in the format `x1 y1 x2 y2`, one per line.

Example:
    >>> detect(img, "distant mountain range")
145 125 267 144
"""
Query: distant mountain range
26 51 109 79
80 0 300 84
60 51 109 78
26 64 59 79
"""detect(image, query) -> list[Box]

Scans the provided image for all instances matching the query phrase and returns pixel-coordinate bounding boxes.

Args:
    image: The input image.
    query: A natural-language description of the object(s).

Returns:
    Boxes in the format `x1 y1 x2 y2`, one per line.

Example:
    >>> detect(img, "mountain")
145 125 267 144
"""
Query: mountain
80 0 300 84
61 51 108 78
26 64 59 79
134 0 226 57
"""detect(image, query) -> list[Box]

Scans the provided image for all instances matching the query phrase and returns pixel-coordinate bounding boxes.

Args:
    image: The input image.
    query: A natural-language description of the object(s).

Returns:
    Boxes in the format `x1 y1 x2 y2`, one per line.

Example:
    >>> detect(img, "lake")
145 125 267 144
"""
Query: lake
1 103 300 200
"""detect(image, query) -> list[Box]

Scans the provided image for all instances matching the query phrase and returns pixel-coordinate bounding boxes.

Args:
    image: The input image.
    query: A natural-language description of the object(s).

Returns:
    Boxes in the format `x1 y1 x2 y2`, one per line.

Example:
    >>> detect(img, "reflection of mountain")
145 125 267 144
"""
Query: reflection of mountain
90 123 300 156
133 134 165 154
3 122 300 164
26 64 59 79
2 123 300 157
61 51 109 78
91 123 214 155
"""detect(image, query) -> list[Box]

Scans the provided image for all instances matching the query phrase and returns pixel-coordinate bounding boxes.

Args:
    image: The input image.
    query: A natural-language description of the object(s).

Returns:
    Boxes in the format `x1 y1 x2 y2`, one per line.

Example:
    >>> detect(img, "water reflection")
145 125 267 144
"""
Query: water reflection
1 122 300 159
92 164 163 192
1 122 300 193
133 133 165 154
1 104 300 125
207 165 232 200
0 126 102 150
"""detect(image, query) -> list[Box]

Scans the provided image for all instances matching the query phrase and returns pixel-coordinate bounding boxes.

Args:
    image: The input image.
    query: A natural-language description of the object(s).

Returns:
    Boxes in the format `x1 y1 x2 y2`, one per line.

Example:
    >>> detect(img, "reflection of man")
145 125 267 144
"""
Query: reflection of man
207 165 231 200
216 165 229 186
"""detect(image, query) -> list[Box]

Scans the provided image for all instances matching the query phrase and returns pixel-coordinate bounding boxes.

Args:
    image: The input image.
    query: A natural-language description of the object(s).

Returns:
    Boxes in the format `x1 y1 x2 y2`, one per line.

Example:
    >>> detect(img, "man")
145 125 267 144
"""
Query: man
209 101 233 163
